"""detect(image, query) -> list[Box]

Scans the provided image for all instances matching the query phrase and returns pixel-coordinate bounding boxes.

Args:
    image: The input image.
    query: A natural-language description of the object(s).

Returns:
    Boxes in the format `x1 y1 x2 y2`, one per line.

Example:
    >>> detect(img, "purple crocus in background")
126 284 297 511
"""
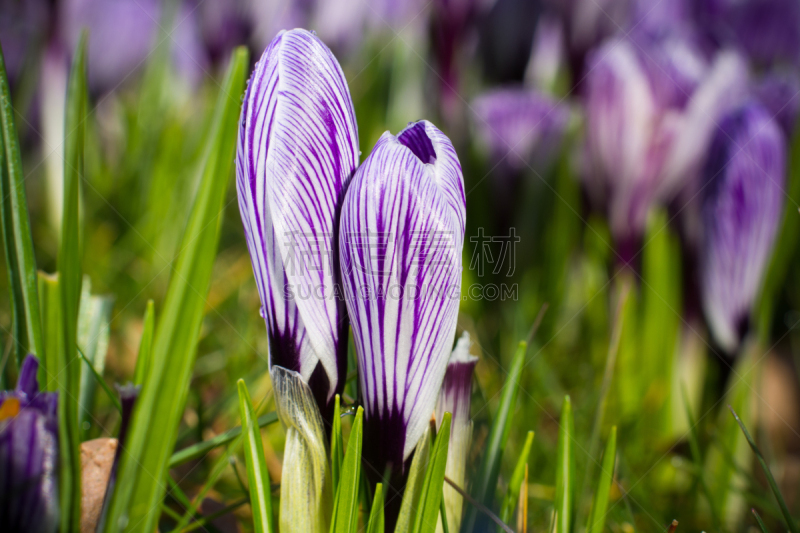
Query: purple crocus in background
435 332 478 533
473 88 569 174
583 36 748 252
0 355 59 533
235 28 359 418
701 102 785 353
753 69 800 137
340 120 466 523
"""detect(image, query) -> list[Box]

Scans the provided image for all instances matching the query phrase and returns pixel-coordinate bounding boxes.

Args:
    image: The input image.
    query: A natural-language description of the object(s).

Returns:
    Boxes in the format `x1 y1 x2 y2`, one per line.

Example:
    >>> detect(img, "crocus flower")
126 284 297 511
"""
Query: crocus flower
435 332 478 533
0 355 59 532
701 102 785 352
236 28 359 418
472 88 569 174
754 70 800 137
339 120 466 508
584 37 748 247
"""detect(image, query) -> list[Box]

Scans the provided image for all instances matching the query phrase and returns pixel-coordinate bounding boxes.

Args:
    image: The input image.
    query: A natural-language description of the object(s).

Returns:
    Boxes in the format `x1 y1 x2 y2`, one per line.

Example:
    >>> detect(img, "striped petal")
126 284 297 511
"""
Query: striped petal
701 102 785 352
236 28 359 411
340 120 466 473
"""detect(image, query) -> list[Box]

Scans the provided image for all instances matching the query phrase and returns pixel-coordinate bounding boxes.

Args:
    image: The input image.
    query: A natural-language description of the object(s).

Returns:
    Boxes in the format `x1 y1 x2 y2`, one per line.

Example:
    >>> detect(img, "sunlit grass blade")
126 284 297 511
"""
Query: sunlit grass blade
57 31 88 533
77 280 114 435
516 465 528 533
0 41 44 366
464 340 529 533
169 411 278 467
587 426 616 533
37 273 63 391
396 426 433 533
331 394 344 494
500 430 535 524
331 406 363 533
133 299 154 386
752 508 770 533
411 413 451 533
367 483 385 533
237 379 274 532
730 406 799 533
102 47 249 533
555 395 574 533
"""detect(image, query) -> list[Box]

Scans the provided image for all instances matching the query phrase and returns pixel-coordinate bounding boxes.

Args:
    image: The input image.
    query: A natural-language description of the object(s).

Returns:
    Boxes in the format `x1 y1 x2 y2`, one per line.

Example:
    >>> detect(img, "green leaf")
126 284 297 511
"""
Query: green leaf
587 426 616 533
330 406 363 533
238 379 274 533
331 394 344 494
752 508 770 533
500 431 535 524
77 278 114 435
411 413 451 533
366 483 385 533
58 31 88 533
77 344 121 413
730 406 799 533
464 340 528 533
0 40 44 366
554 395 574 533
133 299 154 387
396 426 433 533
37 273 63 392
681 385 720 530
101 47 249 533
169 411 278 468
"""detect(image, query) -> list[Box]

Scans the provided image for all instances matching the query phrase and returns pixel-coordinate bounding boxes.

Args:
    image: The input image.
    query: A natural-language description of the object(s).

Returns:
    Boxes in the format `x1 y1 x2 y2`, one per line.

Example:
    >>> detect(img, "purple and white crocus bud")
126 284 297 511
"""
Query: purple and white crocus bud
435 332 478 533
0 355 59 532
701 103 785 353
584 37 748 247
340 120 466 480
235 28 359 418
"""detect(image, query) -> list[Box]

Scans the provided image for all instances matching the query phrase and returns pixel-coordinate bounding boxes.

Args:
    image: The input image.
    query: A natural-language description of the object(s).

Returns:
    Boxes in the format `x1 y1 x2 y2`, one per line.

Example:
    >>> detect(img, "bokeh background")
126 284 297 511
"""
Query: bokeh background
2 0 800 530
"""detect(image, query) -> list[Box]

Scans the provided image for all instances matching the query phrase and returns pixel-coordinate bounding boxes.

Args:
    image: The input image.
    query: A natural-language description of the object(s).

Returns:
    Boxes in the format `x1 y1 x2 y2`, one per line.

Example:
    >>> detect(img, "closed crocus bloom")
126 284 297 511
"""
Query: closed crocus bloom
701 103 785 353
435 332 478 533
584 37 748 246
754 70 800 136
473 88 569 174
0 355 59 533
340 121 466 487
236 28 359 417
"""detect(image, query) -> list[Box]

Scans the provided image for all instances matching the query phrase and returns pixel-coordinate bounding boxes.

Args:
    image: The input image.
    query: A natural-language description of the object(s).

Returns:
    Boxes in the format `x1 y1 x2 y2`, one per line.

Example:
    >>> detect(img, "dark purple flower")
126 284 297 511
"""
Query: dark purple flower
339 120 465 479
0 355 59 533
754 70 800 136
235 29 359 417
701 102 786 352
583 37 748 242
697 0 800 66
435 332 477 533
472 87 569 173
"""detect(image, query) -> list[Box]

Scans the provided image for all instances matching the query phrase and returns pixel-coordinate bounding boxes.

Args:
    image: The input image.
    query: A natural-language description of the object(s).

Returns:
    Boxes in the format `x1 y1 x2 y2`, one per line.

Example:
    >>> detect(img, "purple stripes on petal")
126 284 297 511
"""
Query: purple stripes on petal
340 120 465 474
701 102 786 352
236 28 359 412
435 332 477 433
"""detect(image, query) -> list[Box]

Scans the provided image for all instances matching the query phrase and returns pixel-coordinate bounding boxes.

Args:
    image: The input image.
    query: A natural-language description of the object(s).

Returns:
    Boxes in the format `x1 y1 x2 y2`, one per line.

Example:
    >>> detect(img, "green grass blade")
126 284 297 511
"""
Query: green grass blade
411 413 451 533
237 380 274 533
169 411 278 467
396 426 433 533
681 385 721 530
587 426 616 533
101 47 249 533
331 406 363 533
464 340 528 533
133 299 154 386
0 41 44 366
500 431 535 524
440 494 450 533
332 394 344 494
367 483 385 533
555 395 574 533
77 344 121 413
730 406 799 533
752 508 770 533
37 273 63 392
77 281 114 435
58 31 88 533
